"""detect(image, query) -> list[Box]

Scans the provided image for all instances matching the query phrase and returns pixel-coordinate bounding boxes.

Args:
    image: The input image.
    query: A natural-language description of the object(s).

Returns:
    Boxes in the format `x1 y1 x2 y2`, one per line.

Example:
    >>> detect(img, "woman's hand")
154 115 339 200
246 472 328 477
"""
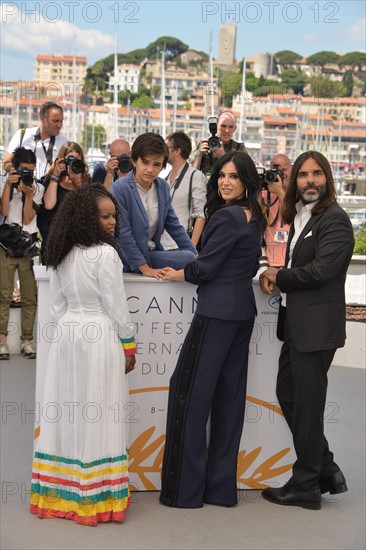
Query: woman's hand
125 355 136 374
139 264 171 280
52 159 66 179
162 268 185 282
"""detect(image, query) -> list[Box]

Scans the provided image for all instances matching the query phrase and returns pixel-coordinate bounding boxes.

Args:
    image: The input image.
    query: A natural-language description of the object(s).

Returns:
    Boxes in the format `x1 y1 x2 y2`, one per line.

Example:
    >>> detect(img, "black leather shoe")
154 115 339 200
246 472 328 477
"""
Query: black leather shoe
262 484 321 510
319 471 348 495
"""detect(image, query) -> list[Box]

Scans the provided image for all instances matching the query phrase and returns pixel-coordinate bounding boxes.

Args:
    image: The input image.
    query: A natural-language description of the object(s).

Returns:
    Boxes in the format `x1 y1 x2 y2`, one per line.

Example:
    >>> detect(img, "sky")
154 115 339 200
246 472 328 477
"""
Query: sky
0 0 365 81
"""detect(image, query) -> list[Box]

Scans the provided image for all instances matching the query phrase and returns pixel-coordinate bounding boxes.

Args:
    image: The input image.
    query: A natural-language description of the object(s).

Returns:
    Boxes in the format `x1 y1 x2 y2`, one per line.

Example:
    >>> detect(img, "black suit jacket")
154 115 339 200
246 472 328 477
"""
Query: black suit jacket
276 202 354 353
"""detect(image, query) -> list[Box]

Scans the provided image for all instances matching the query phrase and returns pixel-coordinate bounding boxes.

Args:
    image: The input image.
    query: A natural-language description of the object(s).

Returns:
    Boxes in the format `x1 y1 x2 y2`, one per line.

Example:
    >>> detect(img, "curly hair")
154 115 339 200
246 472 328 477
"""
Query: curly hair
46 183 121 268
205 151 267 232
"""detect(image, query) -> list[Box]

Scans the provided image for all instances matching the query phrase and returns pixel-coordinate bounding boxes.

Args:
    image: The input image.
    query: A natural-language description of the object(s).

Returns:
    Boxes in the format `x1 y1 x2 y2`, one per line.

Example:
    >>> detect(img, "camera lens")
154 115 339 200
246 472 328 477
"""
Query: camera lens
19 168 34 186
63 156 85 175
208 136 220 150
265 170 278 183
69 159 84 174
117 155 132 173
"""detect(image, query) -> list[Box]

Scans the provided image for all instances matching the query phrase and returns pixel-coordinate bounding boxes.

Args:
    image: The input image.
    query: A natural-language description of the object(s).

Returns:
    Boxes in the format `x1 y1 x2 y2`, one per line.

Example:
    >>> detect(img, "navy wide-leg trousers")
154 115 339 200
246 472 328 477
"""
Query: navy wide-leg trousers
160 314 254 508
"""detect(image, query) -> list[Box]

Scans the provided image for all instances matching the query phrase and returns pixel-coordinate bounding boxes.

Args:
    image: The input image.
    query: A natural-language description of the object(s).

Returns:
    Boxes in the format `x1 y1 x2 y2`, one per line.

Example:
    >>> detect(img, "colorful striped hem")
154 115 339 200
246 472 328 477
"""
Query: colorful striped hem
30 496 130 526
31 451 130 526
34 452 127 468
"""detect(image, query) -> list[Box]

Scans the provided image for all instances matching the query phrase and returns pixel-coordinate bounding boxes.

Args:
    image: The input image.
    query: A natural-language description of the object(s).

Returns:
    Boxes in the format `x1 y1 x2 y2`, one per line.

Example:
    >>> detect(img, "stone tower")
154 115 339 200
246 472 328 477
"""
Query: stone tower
218 24 236 65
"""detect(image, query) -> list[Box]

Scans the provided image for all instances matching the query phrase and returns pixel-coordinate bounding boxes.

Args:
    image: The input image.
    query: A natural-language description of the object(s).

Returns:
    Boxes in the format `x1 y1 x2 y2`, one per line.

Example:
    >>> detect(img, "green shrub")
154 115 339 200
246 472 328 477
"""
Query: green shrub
354 227 366 255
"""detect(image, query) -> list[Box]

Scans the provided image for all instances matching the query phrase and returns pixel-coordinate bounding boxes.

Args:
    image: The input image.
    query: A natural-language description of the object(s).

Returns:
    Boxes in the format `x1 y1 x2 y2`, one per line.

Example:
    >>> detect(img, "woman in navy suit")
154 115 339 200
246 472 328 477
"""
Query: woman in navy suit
111 133 196 279
160 151 267 508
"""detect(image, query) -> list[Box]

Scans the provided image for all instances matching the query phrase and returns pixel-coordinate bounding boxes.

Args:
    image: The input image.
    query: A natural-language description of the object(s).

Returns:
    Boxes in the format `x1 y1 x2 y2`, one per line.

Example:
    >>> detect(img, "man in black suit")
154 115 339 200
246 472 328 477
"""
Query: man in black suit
260 151 354 510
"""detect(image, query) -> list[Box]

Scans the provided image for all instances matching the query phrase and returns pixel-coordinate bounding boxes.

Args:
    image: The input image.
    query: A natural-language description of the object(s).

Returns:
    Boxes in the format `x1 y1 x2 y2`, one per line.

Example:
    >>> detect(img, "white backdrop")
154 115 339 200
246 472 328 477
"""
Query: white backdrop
33 267 295 492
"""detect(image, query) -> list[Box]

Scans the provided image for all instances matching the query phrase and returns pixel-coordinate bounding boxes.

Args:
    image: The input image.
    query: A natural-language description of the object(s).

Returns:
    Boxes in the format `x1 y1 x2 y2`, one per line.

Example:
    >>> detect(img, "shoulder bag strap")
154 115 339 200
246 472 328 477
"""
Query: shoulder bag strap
171 162 190 200
19 128 26 147
187 169 197 232
188 169 196 213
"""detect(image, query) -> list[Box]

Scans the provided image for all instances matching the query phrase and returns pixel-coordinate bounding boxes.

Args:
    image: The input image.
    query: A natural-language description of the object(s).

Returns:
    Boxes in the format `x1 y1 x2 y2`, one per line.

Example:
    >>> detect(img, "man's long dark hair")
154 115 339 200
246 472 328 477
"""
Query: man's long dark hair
205 151 266 232
282 151 337 224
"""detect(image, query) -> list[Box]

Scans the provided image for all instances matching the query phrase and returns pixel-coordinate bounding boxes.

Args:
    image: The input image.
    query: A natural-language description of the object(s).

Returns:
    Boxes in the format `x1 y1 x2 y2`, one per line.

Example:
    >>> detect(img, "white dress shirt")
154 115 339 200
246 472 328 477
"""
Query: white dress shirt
281 200 318 307
136 182 159 250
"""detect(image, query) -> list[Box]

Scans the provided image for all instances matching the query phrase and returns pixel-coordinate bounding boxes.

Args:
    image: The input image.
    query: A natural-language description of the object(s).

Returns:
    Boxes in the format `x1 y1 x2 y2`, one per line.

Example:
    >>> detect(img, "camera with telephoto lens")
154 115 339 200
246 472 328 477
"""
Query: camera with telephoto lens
15 167 34 187
60 155 85 177
117 154 132 173
256 166 284 190
207 116 220 151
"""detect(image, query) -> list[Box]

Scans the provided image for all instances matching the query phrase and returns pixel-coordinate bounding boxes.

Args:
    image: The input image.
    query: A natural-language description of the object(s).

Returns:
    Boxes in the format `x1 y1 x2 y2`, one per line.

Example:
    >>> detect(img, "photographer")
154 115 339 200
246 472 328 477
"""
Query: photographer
3 101 67 180
193 111 247 178
39 141 90 262
261 154 292 268
161 132 207 250
0 148 44 360
92 138 132 190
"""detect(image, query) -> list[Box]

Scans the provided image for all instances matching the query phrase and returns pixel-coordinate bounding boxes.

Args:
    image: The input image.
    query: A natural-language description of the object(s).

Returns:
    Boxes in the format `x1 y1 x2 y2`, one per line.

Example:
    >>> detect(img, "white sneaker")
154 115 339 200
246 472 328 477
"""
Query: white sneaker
0 343 9 360
20 342 36 359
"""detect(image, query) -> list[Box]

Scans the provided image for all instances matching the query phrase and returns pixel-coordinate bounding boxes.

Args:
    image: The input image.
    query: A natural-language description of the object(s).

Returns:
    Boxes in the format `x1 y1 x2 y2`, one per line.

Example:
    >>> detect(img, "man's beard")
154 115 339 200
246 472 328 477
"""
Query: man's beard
298 184 326 204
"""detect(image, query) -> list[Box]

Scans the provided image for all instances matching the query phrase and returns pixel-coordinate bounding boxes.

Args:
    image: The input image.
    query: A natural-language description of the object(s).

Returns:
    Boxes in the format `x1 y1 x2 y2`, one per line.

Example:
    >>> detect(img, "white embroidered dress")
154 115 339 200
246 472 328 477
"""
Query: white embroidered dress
31 244 135 526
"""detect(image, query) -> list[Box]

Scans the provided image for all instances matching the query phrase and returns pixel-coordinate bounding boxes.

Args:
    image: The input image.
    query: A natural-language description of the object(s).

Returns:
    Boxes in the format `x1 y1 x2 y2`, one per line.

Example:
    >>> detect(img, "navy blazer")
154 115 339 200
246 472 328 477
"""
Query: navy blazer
184 205 261 321
111 172 196 271
276 202 354 353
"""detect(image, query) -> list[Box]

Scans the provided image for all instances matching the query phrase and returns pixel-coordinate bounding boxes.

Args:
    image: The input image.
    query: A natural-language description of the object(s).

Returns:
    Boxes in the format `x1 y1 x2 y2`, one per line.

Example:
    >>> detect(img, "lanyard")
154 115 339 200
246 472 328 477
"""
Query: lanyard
34 128 56 167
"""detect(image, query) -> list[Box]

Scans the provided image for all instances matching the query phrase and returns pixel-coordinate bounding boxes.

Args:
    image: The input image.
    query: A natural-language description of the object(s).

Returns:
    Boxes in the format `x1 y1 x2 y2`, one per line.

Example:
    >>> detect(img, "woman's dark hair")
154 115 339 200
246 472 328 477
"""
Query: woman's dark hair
46 183 121 268
205 151 266 232
131 132 169 168
282 150 336 224
47 141 91 184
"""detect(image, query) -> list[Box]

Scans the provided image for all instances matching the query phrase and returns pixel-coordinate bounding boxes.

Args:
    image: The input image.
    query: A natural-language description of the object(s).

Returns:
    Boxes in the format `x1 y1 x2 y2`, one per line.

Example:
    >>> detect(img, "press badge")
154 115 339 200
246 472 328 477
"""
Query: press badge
274 230 288 243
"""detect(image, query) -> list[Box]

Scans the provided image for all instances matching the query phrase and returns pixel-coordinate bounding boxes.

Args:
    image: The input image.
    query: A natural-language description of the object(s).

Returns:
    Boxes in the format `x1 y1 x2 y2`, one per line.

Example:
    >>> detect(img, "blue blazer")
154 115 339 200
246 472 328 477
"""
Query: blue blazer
111 172 196 271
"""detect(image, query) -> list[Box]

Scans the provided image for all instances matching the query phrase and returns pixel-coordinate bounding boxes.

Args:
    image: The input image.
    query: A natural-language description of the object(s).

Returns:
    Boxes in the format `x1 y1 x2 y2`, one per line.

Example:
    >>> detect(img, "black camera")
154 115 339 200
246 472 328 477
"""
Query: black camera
207 116 220 151
257 167 283 190
15 167 34 187
61 155 85 177
117 154 132 173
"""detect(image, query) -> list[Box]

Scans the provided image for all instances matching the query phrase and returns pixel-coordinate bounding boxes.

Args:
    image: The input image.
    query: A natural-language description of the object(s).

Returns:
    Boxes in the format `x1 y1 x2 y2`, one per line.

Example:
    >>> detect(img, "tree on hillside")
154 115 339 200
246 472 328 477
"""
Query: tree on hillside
306 51 340 67
132 95 155 109
254 78 283 97
245 72 259 92
83 37 188 92
280 69 308 95
342 70 354 96
220 72 242 107
145 37 189 60
309 75 347 98
338 52 366 70
275 50 302 67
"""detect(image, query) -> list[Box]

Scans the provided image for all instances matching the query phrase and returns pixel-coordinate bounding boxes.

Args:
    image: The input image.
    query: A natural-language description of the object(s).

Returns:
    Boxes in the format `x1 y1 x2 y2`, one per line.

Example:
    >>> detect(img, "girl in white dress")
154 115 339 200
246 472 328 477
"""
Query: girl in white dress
30 184 136 526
